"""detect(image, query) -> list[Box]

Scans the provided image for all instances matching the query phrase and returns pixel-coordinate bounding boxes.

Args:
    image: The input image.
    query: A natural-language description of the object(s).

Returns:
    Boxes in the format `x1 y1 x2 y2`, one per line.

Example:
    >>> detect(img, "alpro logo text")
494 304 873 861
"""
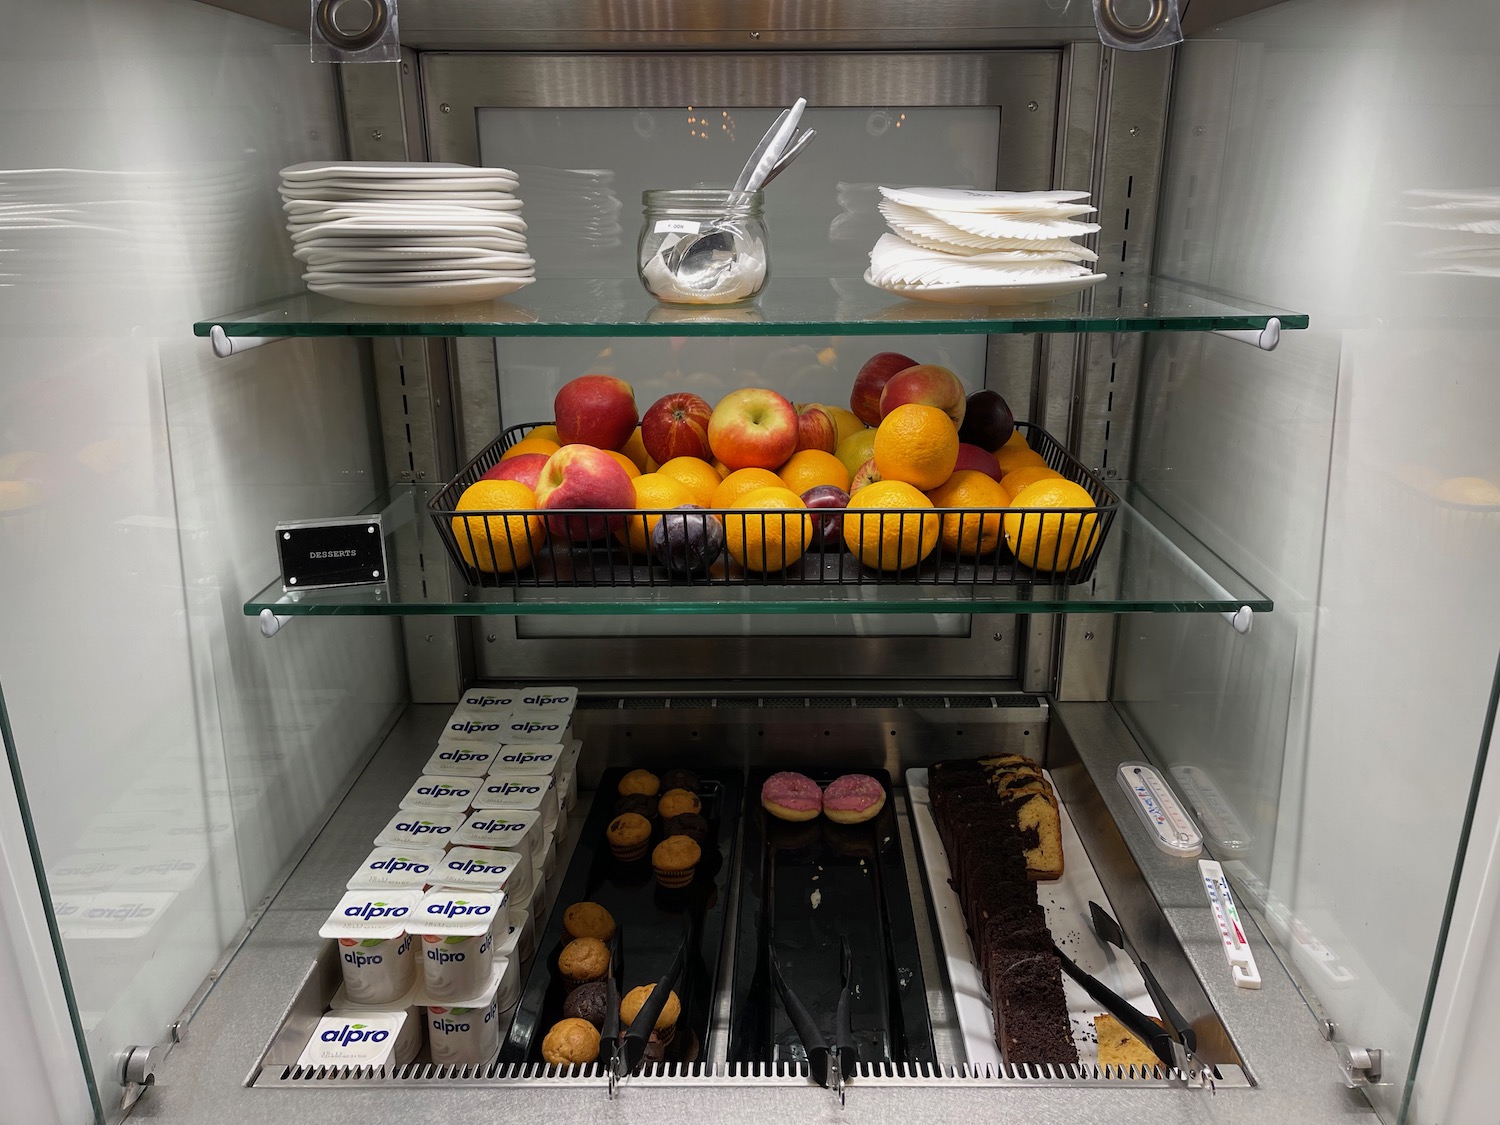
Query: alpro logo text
321 1022 389 1047
451 721 501 734
343 900 410 921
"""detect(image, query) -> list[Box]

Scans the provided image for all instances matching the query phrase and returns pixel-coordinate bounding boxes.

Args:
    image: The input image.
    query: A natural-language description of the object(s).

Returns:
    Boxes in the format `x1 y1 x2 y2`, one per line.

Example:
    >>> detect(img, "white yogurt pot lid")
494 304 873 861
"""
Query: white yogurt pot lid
320 889 422 940
413 890 505 936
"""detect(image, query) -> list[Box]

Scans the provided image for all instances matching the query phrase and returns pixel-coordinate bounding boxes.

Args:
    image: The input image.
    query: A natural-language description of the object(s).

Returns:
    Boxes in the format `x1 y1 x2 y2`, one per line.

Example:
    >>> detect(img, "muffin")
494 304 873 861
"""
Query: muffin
660 768 701 794
613 793 658 820
620 984 682 1045
607 812 652 861
662 812 710 845
558 937 611 992
657 787 702 819
541 1017 601 1067
641 1030 669 1065
562 981 612 1028
651 834 702 890
617 769 661 798
563 901 617 942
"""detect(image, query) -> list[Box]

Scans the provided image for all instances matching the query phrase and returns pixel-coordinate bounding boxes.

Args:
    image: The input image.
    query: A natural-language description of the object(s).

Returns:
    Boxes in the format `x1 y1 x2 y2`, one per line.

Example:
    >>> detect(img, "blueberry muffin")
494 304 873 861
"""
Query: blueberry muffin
606 812 652 862
657 787 702 819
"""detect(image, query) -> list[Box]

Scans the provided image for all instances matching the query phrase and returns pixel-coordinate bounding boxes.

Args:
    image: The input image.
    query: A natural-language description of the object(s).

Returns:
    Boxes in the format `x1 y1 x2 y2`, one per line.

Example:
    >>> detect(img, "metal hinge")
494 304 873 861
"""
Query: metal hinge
1333 1041 1382 1088
118 1044 167 1114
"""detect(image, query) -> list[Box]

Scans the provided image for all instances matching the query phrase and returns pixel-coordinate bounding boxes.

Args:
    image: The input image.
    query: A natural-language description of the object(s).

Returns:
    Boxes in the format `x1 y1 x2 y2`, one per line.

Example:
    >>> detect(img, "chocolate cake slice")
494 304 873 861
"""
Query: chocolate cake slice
988 949 1078 1066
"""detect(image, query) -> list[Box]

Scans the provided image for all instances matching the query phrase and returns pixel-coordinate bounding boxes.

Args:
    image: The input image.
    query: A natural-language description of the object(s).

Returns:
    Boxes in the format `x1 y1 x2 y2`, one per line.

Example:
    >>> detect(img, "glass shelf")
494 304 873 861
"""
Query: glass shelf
198 276 1307 340
244 485 1271 618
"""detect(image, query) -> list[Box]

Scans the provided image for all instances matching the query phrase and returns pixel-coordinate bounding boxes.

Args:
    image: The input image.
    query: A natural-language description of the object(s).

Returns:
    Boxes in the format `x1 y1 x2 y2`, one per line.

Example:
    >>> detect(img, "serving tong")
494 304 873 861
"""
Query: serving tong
608 921 690 1093
770 934 858 1100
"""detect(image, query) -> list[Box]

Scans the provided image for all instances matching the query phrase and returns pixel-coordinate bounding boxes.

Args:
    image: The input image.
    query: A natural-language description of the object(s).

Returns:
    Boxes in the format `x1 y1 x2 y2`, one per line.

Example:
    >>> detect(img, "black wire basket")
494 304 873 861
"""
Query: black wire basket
427 420 1119 591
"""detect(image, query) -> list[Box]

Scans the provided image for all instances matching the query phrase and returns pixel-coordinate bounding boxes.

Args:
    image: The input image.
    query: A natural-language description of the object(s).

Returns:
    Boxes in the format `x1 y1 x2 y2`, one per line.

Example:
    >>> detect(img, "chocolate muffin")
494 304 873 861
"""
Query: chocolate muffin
660 768 701 794
614 793 658 820
662 812 710 845
562 981 612 1028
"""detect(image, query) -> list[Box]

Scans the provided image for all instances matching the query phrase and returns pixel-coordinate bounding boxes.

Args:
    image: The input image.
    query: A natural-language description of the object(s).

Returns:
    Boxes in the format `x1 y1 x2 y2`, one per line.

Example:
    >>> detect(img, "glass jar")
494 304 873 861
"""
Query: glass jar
638 188 769 305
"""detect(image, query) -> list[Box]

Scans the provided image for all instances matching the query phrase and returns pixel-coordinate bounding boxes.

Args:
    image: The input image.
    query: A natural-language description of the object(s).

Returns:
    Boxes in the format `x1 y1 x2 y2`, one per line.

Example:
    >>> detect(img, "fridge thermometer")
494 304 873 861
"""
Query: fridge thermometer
1117 762 1203 857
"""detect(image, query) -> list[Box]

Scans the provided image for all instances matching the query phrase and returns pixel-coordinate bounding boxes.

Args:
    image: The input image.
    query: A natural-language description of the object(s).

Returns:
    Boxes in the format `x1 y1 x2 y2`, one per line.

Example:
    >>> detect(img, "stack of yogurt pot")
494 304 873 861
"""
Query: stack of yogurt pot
303 686 581 1070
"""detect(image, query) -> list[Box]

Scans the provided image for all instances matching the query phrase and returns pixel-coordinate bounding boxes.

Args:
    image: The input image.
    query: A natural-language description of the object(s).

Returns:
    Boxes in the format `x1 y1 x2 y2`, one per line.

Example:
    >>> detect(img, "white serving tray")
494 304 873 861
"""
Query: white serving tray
906 767 1158 1068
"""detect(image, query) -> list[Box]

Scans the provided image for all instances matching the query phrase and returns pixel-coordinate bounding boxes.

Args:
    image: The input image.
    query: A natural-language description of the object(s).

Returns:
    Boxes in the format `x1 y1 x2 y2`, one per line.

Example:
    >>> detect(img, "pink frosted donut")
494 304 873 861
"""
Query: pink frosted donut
823 774 886 824
761 772 823 822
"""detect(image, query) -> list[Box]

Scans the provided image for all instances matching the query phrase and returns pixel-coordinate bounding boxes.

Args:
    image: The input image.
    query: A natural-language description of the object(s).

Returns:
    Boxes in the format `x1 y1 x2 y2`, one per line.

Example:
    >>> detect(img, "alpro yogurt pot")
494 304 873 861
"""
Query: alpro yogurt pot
441 715 511 746
424 961 508 1065
331 980 424 1066
454 809 544 869
474 771 559 833
299 1012 407 1070
454 685 576 716
497 712 570 744
558 740 583 813
346 847 444 891
423 741 499 777
398 775 481 813
320 890 421 1005
414 890 505 1002
489 743 565 777
375 809 464 849
434 846 532 902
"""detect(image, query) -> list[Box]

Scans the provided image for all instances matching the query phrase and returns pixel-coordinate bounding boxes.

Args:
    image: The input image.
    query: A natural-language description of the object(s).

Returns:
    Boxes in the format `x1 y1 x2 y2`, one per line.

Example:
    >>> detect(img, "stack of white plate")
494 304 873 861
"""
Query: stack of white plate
1396 188 1500 278
280 161 536 306
865 186 1106 304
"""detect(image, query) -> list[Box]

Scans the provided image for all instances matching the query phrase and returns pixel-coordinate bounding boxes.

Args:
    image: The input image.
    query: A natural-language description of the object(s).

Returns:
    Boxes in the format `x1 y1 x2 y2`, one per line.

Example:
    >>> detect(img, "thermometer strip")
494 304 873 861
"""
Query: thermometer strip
1117 762 1202 857
1200 859 1261 989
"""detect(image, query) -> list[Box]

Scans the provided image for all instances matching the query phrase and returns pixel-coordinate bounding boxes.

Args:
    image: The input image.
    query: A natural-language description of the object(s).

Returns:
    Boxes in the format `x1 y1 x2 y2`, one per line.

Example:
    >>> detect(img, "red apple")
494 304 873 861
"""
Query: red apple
481 452 550 492
958 389 1015 450
953 443 1005 483
793 403 838 454
850 351 918 427
708 388 799 471
641 392 713 464
879 364 966 427
534 444 637 541
850 457 883 493
801 485 850 545
554 375 639 451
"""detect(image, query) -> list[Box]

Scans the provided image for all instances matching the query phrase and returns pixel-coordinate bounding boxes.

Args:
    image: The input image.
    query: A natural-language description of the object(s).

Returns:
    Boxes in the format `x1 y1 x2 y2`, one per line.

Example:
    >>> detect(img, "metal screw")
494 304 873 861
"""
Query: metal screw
749 30 761 38
1027 101 1039 112
440 103 452 114
416 470 427 479
1195 126 1206 136
401 61 410 74
993 633 1003 642
371 129 383 140
1084 631 1095 641
400 470 413 480
1320 1020 1337 1040
425 633 435 643
1129 125 1141 136
486 633 497 643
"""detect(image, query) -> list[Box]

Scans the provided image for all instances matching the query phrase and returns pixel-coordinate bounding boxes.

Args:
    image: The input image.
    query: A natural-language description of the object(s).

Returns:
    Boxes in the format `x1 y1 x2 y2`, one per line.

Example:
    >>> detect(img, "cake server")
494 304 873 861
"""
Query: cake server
1088 900 1197 1053
622 925 689 1075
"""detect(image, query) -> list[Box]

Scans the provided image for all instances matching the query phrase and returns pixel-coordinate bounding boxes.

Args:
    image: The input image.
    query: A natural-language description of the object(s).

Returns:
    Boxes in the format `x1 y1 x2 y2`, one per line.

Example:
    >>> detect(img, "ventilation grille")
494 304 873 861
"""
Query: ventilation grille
568 695 1045 712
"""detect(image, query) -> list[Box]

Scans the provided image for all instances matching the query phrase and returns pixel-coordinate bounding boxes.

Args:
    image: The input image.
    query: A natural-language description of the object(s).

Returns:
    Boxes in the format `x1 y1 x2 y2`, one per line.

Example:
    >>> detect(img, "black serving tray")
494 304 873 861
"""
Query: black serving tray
728 769 934 1069
499 768 741 1067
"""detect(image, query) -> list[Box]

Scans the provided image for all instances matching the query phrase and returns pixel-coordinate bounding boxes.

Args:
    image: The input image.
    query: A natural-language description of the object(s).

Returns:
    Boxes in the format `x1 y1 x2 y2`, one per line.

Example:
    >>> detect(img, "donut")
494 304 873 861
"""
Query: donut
822 774 886 824
760 771 823 822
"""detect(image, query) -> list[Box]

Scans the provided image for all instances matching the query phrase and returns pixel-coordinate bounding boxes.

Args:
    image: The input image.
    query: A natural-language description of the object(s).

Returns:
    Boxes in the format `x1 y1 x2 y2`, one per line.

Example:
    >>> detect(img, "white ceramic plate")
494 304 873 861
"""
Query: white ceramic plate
298 252 535 273
303 268 535 284
292 235 528 254
305 275 535 305
284 176 519 194
879 185 1092 215
279 182 519 202
864 268 1105 305
293 244 529 264
283 198 524 217
289 218 527 242
281 160 518 181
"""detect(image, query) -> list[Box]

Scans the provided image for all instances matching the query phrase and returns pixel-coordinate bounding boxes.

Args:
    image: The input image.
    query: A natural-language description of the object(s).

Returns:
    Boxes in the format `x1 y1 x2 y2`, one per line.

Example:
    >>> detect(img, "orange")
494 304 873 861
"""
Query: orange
620 427 651 468
528 424 561 445
778 449 852 496
615 473 695 554
501 436 561 462
725 486 811 572
451 480 545 574
1003 478 1100 572
926 471 1010 556
999 464 1062 496
820 405 868 447
711 468 784 510
873 404 959 491
997 429 1030 454
835 429 878 479
843 480 940 571
995 443 1049 477
605 450 641 480
658 456 723 507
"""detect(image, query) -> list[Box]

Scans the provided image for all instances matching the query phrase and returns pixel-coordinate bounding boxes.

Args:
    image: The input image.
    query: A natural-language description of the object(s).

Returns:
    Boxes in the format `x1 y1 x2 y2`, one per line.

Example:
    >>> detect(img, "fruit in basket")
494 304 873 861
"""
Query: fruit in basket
554 375 639 451
605 450 641 480
651 504 726 576
998 428 1030 453
528 424 561 445
996 442 1049 478
534 445 637 541
879 364 966 427
708 388 799 471
481 452 549 492
954 443 1005 482
1000 464 1062 497
843 480 940 570
958 389 1016 450
1003 479 1100 572
793 403 838 454
712 467 785 509
501 436 561 462
926 471 1009 556
835 429 878 479
657 457 722 508
850 458 883 492
801 485 850 546
620 427 651 471
873 404 960 491
819 404 867 448
850 351 918 426
451 480 545 574
615 473 695 555
778 449 851 495
725 486 811 572
641 392 713 464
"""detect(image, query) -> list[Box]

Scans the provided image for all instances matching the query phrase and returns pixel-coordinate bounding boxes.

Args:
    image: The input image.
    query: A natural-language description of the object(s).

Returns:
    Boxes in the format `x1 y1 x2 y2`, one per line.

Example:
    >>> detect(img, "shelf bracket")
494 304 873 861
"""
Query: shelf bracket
259 608 291 638
209 325 280 359
1211 317 1281 352
1222 606 1253 635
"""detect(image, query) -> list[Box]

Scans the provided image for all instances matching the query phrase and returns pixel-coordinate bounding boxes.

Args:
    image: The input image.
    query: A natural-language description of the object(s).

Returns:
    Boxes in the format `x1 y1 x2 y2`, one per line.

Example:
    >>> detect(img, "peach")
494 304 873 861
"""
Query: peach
953 443 1005 483
554 374 638 450
534 444 636 541
481 452 549 492
793 403 838 454
708 388 799 471
850 352 918 427
641 392 713 464
879 364 966 427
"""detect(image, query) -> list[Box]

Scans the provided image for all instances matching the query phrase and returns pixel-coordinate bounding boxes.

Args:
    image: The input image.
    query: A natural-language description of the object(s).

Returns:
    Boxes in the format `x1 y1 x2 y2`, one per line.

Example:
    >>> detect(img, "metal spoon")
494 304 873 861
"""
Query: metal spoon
757 128 816 189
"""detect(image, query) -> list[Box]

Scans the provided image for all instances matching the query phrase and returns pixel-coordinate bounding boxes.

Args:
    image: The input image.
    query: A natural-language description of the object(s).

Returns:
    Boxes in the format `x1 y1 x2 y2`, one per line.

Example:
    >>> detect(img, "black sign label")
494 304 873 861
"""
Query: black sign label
277 518 386 590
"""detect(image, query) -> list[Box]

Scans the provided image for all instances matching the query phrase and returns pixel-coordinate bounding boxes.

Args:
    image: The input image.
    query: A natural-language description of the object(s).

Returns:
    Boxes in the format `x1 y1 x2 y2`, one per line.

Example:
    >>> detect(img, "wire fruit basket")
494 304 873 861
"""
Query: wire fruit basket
428 421 1119 591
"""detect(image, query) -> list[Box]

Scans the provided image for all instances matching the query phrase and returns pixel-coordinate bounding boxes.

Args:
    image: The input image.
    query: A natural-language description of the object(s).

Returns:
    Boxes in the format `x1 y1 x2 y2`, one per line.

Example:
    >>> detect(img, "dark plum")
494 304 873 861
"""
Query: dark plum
650 504 725 576
957 389 1015 451
801 485 850 547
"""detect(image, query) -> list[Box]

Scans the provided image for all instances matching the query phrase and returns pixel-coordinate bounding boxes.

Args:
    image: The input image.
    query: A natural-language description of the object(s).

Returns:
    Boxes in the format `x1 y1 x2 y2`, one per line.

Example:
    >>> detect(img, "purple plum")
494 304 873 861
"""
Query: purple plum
957 389 1015 451
801 485 851 547
651 504 725 576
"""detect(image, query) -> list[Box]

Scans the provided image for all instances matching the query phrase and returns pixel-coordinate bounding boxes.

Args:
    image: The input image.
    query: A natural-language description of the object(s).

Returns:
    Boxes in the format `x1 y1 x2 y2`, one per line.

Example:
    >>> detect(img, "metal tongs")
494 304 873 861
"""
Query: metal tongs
601 928 623 1096
612 923 690 1088
770 936 858 1101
